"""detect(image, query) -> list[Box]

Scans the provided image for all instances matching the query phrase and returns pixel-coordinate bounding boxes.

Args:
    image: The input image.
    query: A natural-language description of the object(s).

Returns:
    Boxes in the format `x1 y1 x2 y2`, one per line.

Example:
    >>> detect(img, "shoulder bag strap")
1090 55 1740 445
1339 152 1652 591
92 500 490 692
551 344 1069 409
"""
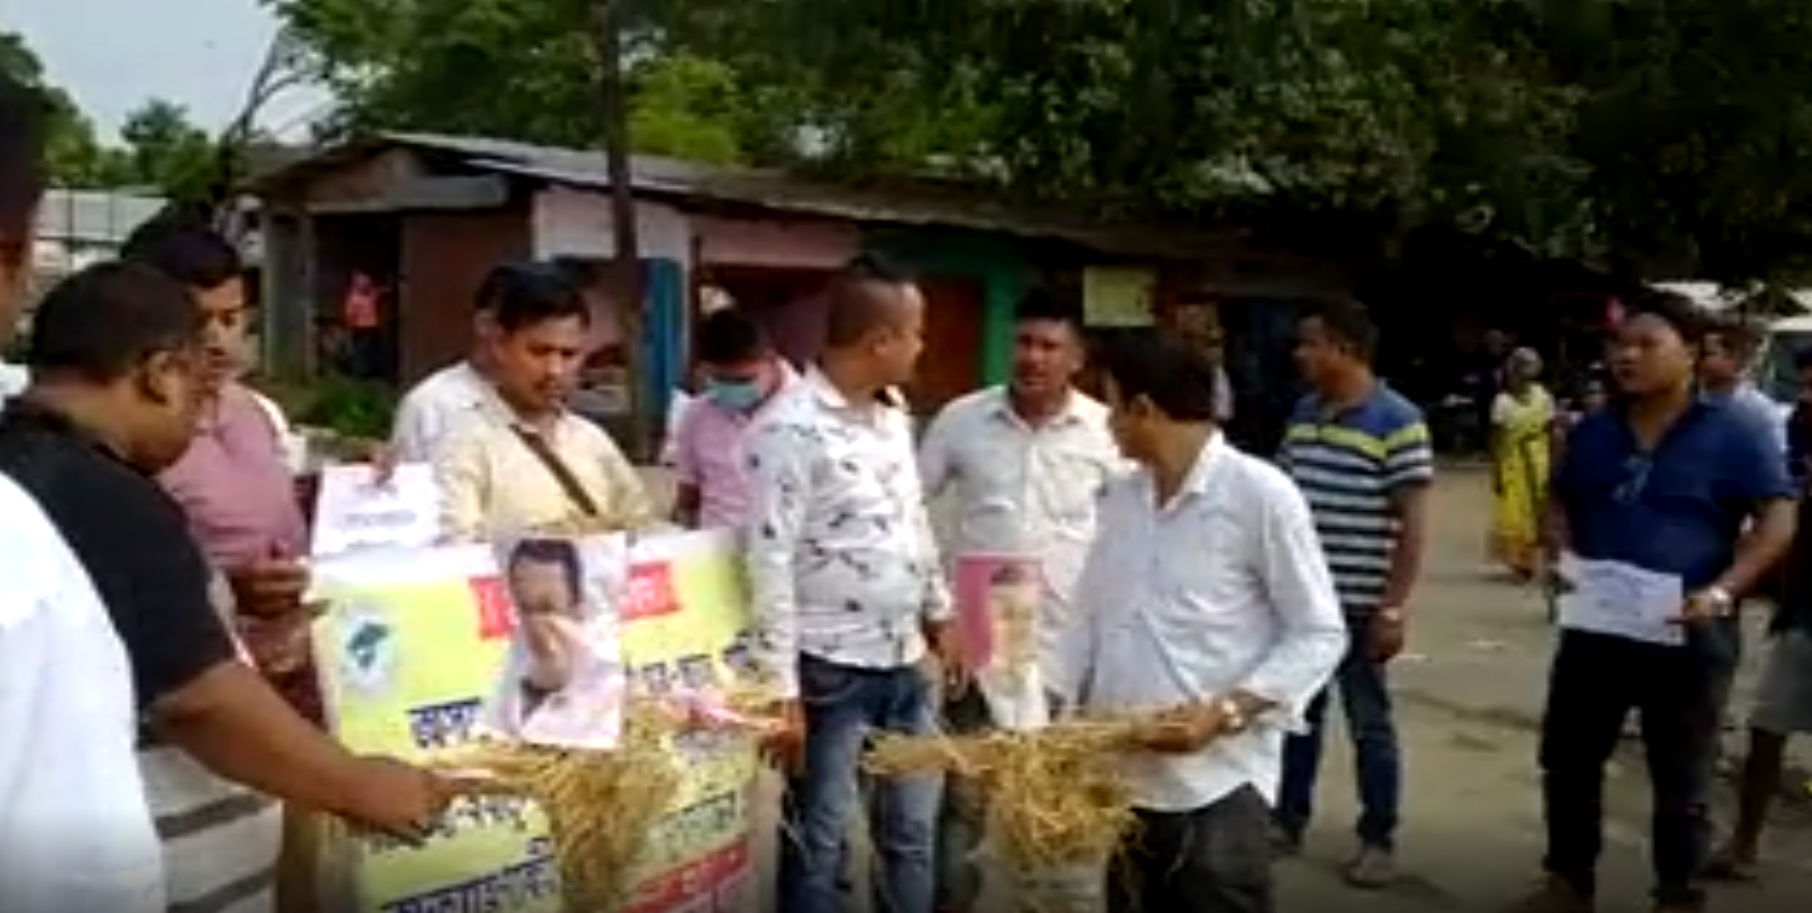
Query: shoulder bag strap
509 425 603 518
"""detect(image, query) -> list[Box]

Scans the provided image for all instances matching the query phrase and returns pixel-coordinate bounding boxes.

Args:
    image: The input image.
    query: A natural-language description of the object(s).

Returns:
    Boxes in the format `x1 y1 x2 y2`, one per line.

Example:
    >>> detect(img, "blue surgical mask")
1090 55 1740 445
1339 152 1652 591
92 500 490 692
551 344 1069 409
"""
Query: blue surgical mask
704 378 763 411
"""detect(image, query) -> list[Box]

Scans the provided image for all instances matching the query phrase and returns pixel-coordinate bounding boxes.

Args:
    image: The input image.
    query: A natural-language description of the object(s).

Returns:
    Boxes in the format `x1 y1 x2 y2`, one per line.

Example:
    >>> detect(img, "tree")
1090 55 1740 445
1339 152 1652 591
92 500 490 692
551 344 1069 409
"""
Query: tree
0 30 118 187
114 99 224 202
263 0 1812 283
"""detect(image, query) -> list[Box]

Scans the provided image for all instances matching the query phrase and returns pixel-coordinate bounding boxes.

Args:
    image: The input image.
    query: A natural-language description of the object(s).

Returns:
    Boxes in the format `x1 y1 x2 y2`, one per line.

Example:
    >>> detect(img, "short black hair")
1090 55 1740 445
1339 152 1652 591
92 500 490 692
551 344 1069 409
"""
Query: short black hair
1622 288 1708 345
1096 329 1220 422
28 261 203 382
119 212 243 291
477 263 590 334
824 253 917 348
1705 313 1762 359
1299 297 1378 362
1794 346 1812 374
694 307 770 365
0 71 46 258
1014 288 1083 328
507 537 584 604
546 256 604 290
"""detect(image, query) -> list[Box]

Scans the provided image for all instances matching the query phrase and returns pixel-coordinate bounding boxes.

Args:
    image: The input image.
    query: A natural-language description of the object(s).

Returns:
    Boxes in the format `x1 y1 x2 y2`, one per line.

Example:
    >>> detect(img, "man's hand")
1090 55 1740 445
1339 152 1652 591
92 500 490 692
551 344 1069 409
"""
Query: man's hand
365 442 398 486
758 700 806 775
1669 587 1735 626
925 619 971 699
230 549 311 619
1367 608 1407 663
1132 700 1227 755
519 615 575 692
341 756 463 842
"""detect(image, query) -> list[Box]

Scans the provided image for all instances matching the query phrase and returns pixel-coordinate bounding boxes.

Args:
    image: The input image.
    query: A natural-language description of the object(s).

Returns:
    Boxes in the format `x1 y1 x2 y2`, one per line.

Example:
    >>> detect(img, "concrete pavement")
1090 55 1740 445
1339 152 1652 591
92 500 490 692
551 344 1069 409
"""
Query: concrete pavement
1269 468 1812 913
699 465 1812 912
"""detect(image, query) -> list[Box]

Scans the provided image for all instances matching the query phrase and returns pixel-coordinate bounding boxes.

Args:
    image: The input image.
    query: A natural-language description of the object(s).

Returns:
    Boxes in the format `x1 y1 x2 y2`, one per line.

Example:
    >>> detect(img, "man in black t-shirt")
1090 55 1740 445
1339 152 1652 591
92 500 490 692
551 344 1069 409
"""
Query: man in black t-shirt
0 262 462 856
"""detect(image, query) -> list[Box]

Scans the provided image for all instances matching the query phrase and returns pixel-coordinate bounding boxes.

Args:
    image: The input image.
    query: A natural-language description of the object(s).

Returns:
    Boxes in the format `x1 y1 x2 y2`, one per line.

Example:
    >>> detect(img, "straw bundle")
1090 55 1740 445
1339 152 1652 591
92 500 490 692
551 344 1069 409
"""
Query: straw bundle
429 701 683 911
865 718 1142 906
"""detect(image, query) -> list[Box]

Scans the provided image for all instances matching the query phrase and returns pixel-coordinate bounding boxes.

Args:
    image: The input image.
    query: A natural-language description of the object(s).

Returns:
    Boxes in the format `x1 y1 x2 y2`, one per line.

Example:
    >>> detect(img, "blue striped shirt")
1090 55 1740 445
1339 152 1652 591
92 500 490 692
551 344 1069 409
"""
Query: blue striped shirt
1281 384 1434 612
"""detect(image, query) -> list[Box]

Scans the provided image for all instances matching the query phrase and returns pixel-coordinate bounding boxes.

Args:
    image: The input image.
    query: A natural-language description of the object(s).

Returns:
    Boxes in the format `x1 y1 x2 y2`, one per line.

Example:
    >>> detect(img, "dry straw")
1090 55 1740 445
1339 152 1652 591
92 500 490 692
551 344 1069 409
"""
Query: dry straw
865 718 1142 911
430 701 683 911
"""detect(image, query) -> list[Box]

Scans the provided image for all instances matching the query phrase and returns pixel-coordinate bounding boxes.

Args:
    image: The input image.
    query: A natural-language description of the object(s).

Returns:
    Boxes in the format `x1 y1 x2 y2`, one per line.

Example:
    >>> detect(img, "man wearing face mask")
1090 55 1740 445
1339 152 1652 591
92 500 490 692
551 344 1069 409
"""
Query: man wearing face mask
671 307 800 530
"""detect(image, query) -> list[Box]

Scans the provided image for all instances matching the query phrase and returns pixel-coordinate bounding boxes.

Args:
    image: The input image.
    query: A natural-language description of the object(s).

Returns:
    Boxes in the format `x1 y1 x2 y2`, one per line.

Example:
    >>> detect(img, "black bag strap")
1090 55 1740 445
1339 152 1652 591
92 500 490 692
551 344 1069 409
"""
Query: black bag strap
510 425 602 518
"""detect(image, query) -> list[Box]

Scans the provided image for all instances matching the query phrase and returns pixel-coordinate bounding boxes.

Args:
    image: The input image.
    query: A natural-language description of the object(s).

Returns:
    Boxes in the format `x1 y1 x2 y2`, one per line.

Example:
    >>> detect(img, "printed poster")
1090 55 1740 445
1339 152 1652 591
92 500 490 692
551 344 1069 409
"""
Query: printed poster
476 535 630 751
311 529 759 913
1082 265 1157 327
953 552 1048 731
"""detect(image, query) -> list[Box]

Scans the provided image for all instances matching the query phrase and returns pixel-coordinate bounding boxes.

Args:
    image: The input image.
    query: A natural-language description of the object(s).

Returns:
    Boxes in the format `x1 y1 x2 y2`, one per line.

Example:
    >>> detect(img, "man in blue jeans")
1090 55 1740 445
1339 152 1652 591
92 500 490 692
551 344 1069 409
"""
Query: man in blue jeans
1274 298 1434 888
744 257 963 913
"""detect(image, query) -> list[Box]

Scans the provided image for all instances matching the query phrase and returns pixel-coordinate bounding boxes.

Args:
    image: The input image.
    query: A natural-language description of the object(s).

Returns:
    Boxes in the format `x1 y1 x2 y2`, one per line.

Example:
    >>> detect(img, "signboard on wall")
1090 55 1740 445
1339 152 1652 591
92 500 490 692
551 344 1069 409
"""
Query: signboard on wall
1083 266 1157 327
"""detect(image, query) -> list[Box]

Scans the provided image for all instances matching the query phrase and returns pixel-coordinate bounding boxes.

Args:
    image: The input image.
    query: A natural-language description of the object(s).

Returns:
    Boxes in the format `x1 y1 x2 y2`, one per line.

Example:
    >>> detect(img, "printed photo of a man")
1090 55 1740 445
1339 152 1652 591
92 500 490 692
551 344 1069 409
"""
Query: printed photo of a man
478 537 625 748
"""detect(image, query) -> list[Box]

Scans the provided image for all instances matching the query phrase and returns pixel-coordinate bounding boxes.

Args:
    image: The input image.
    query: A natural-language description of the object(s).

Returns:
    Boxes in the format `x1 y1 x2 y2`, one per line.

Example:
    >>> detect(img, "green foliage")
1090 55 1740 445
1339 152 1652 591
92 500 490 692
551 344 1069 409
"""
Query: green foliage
113 99 226 204
253 0 1812 284
3 29 233 200
297 373 397 441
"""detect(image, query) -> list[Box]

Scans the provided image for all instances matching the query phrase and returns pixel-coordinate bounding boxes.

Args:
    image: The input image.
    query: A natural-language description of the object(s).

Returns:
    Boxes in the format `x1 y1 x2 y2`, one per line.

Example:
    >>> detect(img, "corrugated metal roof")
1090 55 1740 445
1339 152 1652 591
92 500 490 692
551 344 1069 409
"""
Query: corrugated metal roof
254 132 1240 258
35 189 166 245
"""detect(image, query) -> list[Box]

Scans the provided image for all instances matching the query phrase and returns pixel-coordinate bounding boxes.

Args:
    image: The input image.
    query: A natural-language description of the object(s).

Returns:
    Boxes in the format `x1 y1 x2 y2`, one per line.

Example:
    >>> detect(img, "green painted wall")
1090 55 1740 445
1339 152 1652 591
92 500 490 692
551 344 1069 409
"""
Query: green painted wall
863 228 1028 385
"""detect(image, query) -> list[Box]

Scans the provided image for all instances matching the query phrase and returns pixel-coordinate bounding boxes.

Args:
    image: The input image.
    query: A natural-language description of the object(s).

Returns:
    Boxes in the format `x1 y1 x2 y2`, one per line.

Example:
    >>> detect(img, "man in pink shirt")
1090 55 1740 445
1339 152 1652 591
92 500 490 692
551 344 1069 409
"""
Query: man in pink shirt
121 217 311 636
671 308 799 530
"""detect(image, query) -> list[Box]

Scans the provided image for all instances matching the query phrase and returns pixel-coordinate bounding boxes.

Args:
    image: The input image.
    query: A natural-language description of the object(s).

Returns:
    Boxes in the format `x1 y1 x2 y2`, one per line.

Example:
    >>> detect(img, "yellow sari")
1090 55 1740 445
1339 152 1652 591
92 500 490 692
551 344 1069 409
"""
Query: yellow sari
1490 385 1555 576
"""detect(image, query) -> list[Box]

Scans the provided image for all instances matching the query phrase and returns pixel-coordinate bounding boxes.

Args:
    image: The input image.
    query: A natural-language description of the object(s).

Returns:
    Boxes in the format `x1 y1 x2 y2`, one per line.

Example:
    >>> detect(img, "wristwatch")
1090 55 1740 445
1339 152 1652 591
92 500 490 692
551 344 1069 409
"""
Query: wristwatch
1376 606 1406 624
1703 585 1735 616
1216 697 1249 734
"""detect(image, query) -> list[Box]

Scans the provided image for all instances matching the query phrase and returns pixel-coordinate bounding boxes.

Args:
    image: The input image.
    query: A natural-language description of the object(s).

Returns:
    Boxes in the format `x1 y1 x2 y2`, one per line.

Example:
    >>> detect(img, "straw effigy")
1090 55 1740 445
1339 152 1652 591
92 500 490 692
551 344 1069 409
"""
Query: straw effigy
427 701 684 912
427 682 788 912
864 718 1144 913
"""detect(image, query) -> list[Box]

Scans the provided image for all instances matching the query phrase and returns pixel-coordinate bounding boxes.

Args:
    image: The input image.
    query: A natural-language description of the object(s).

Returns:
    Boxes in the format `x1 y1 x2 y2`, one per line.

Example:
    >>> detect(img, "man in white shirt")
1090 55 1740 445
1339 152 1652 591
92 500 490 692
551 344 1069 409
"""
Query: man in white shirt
1054 331 1348 913
917 289 1120 912
1700 315 1789 468
389 272 506 463
745 257 961 913
0 71 164 913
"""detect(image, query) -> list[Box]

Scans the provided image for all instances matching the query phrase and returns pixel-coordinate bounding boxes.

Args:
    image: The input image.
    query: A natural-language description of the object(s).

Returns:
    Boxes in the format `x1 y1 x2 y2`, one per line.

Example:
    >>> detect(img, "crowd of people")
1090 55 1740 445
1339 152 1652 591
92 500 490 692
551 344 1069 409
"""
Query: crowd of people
4 64 1811 913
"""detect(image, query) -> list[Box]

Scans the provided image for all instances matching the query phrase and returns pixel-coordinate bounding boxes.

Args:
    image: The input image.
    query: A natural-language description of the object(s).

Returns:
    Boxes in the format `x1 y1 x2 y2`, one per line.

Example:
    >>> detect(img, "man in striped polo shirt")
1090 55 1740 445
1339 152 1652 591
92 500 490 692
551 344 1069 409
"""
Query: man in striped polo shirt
1272 298 1433 889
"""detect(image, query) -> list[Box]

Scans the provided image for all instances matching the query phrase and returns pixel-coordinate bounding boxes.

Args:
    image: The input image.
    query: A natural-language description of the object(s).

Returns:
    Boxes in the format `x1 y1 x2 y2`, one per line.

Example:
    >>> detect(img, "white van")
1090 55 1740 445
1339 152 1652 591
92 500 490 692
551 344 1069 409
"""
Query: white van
1751 312 1812 412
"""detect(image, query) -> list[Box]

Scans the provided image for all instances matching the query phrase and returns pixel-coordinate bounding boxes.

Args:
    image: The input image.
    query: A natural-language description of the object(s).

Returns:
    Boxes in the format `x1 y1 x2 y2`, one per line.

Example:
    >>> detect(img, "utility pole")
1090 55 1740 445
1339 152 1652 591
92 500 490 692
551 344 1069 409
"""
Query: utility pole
592 0 649 458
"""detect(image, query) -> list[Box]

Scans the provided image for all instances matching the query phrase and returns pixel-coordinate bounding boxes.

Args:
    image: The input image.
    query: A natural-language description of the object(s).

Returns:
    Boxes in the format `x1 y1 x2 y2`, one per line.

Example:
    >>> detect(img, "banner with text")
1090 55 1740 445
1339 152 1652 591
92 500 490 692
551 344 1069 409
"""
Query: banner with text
312 530 759 913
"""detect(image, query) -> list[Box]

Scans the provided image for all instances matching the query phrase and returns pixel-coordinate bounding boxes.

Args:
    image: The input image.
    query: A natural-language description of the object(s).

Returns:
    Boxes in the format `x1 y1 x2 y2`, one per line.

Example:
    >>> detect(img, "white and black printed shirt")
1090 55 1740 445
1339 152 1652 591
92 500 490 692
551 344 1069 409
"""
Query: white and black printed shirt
743 367 953 699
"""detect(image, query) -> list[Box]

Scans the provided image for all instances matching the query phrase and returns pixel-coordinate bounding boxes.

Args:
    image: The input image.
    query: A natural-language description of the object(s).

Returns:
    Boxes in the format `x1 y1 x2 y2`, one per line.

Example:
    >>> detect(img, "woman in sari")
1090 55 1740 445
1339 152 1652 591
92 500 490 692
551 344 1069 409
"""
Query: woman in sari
1489 347 1555 579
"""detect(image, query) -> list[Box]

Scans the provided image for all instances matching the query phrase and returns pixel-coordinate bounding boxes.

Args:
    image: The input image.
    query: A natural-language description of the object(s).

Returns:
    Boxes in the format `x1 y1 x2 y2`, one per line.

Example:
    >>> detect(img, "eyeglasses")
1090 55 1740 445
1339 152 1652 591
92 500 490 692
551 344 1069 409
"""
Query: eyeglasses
1612 454 1653 505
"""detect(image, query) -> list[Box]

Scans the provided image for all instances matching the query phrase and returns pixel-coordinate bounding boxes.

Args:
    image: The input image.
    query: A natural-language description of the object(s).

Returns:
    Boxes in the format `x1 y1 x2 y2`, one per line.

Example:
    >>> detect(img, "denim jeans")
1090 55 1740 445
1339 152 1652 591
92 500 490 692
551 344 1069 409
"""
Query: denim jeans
1274 625 1401 849
777 655 942 913
935 688 993 912
1538 629 1730 909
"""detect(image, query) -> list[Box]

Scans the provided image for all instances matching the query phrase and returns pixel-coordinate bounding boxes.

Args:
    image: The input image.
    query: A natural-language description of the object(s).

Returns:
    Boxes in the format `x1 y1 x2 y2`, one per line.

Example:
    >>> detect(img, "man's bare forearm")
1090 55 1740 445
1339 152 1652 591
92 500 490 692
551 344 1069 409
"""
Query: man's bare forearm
1716 499 1796 596
1382 486 1429 608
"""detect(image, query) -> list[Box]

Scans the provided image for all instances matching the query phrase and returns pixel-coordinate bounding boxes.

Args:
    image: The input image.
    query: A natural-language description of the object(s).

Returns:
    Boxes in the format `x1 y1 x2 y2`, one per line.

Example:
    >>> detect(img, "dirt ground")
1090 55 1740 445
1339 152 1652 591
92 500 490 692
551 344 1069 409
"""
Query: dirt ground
652 466 1812 913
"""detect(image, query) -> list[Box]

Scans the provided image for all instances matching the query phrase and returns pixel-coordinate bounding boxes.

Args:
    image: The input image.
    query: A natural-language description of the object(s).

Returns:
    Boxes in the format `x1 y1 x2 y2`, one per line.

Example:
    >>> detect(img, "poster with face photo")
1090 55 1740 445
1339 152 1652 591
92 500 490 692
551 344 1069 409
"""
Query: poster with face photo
476 533 630 750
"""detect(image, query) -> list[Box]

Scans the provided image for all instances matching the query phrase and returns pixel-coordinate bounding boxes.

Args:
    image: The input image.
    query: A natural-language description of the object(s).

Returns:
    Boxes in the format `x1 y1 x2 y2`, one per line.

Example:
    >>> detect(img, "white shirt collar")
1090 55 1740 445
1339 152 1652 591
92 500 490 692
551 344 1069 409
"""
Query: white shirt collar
1139 429 1228 510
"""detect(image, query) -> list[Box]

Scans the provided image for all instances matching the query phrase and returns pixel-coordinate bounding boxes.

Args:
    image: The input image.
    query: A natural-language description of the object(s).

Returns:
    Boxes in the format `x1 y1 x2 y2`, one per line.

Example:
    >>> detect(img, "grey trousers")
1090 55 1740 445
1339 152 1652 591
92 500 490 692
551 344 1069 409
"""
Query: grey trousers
1107 785 1276 913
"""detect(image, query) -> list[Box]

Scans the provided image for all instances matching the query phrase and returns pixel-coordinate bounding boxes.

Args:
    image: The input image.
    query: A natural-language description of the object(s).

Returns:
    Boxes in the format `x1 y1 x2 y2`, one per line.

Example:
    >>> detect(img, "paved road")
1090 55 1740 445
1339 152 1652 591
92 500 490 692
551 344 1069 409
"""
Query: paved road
712 467 1812 913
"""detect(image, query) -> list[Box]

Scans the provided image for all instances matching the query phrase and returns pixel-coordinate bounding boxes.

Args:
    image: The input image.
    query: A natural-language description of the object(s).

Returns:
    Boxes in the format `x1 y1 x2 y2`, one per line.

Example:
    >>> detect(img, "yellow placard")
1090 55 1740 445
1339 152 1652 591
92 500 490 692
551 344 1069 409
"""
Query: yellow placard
1082 266 1156 327
312 531 759 913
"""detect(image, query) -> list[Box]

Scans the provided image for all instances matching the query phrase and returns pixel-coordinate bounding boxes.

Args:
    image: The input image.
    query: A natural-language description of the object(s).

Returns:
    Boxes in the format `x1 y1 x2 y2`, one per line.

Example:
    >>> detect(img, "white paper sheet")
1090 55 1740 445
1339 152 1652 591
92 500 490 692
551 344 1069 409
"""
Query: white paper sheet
309 463 442 558
1554 551 1686 647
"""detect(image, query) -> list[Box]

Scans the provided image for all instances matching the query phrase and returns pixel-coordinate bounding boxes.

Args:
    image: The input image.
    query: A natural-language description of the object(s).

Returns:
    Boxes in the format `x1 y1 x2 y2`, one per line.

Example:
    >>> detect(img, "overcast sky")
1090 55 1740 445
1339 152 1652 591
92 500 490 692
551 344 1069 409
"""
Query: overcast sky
4 0 328 140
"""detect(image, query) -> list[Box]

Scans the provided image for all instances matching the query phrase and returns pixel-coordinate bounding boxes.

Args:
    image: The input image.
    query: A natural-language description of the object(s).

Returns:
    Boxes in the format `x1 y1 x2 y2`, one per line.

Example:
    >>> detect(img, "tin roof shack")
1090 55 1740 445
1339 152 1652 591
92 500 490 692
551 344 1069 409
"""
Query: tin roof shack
248 133 1334 430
